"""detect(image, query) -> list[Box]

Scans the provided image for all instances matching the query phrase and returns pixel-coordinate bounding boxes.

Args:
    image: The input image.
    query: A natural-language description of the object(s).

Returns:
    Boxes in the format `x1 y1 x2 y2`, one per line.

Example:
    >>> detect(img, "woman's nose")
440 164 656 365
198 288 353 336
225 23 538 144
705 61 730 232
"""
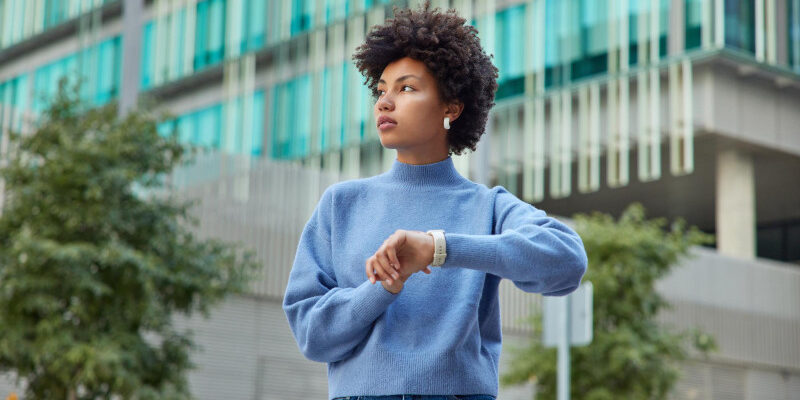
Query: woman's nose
376 96 394 111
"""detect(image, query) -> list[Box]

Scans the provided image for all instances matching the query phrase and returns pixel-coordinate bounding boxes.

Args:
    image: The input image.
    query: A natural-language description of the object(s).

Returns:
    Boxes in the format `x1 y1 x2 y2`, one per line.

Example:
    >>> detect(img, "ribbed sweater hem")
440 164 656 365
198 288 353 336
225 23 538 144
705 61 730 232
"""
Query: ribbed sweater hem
327 348 498 399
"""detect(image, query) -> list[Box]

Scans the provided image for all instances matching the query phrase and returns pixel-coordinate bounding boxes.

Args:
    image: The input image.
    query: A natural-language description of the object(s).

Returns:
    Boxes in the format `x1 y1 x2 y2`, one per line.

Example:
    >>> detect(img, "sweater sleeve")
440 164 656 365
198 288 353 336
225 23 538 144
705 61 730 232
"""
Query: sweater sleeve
440 186 588 296
282 214 400 363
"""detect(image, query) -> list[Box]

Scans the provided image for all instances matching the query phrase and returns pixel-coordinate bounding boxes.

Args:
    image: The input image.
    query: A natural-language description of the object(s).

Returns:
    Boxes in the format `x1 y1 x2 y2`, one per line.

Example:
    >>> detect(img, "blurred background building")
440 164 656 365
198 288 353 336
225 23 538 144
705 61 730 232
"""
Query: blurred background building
1 0 799 399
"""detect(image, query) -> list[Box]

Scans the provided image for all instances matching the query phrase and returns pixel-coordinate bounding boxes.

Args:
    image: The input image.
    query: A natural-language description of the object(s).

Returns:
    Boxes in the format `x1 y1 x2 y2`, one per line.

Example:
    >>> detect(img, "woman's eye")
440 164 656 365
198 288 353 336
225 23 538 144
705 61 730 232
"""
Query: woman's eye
377 85 413 96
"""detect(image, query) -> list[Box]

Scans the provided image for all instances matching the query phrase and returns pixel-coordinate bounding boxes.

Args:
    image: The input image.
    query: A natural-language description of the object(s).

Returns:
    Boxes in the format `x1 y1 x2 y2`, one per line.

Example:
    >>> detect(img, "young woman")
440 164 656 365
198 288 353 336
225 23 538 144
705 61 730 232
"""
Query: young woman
282 2 588 399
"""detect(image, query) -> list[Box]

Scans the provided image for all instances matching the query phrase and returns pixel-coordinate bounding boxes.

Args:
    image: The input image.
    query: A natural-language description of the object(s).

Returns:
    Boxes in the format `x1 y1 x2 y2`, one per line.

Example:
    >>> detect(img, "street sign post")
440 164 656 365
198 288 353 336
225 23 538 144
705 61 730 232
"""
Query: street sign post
542 281 593 400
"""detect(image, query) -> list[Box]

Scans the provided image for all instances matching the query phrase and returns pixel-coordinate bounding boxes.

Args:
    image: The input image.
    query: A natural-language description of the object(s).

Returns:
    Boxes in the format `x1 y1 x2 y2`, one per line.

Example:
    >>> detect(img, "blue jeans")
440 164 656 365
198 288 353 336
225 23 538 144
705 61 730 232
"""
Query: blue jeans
332 396 496 400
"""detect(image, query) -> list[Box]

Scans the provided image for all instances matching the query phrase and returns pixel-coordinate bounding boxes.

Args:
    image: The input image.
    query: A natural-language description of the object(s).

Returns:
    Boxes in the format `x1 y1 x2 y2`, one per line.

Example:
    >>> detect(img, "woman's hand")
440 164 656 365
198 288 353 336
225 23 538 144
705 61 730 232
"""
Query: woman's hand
366 229 435 288
380 267 411 294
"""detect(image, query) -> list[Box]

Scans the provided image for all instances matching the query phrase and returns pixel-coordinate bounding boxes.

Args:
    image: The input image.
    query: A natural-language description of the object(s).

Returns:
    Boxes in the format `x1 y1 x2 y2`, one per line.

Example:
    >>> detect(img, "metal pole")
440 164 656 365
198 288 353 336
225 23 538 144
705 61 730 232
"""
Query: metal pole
557 295 571 400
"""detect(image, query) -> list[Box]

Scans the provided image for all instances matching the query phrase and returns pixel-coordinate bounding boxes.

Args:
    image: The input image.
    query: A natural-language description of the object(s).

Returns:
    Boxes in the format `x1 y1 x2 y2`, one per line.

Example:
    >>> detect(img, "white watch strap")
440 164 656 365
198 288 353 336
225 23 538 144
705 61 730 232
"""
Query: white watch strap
426 229 446 267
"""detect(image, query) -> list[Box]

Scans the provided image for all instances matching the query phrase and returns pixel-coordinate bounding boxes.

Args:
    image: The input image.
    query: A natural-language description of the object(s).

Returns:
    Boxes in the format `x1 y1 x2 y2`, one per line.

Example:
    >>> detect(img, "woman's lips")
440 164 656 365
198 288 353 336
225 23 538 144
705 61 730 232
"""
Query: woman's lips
378 121 397 130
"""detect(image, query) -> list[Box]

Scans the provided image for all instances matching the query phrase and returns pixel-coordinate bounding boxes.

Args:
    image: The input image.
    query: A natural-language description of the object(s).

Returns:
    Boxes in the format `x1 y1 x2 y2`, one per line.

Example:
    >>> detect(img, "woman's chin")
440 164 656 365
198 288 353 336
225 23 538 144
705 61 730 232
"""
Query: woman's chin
378 136 399 148
378 140 396 149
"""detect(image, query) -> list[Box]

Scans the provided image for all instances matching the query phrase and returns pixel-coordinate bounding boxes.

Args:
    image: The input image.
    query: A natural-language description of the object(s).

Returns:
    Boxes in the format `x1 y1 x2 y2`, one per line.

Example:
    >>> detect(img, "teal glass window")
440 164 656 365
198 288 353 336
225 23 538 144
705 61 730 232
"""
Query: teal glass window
270 84 284 158
295 74 312 155
251 90 265 156
266 1 280 45
571 0 610 81
789 0 800 72
494 4 525 100
163 89 262 156
95 36 121 104
177 113 195 143
325 0 348 24
141 21 154 89
225 92 265 155
197 104 222 148
173 8 187 78
347 62 369 143
359 0 391 10
499 5 525 80
157 120 174 138
629 0 669 65
685 0 703 49
333 63 345 146
33 36 121 112
319 67 330 152
241 0 266 52
163 104 223 149
291 0 315 36
273 81 290 158
544 0 585 87
0 74 30 132
271 77 309 159
43 0 67 30
724 0 755 53
1 0 119 50
195 0 226 70
141 7 187 89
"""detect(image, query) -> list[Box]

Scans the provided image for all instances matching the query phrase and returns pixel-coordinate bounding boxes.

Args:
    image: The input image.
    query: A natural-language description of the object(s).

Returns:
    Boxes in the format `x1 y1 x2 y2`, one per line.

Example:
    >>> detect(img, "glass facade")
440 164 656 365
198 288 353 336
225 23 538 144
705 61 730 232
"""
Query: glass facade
473 0 671 98
159 90 265 156
0 73 28 131
269 61 370 160
0 0 118 49
32 35 121 111
2 0 800 161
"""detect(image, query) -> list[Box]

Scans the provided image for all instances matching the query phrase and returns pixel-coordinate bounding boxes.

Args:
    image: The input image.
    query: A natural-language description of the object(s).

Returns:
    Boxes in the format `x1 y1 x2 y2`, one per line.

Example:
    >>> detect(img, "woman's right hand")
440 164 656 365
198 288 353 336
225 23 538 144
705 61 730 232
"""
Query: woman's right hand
380 265 411 293
366 230 434 287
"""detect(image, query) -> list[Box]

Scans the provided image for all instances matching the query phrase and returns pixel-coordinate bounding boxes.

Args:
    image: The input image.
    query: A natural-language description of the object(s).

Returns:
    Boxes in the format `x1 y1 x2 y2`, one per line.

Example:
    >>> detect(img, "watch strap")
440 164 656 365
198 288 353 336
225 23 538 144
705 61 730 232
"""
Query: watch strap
426 229 446 267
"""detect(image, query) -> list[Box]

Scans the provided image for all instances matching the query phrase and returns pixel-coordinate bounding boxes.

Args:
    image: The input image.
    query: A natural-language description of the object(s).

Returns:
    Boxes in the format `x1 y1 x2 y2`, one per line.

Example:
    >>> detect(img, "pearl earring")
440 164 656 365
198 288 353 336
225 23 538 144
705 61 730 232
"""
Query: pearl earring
444 117 450 130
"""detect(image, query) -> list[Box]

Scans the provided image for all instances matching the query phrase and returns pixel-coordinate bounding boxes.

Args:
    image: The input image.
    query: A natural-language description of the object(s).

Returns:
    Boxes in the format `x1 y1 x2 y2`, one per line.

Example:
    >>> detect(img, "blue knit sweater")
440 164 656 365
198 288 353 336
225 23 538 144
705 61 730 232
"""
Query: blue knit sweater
282 156 588 399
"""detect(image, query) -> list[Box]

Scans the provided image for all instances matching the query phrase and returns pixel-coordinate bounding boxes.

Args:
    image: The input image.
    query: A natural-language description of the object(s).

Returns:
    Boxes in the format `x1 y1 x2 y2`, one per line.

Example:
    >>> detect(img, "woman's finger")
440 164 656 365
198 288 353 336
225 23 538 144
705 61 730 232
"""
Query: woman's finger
368 255 388 284
377 251 399 281
367 256 387 284
365 257 376 284
386 242 401 272
374 251 395 285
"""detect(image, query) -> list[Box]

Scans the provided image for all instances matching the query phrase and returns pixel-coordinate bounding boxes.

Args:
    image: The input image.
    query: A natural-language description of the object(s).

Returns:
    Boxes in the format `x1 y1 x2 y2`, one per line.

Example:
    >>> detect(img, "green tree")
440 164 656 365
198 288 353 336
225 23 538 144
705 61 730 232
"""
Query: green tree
501 203 717 400
0 78 259 399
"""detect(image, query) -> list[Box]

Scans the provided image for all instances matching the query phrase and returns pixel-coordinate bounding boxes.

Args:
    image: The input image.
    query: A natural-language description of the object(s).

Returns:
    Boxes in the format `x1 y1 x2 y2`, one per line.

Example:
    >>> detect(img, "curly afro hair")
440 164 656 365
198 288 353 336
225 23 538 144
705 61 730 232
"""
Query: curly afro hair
351 0 499 156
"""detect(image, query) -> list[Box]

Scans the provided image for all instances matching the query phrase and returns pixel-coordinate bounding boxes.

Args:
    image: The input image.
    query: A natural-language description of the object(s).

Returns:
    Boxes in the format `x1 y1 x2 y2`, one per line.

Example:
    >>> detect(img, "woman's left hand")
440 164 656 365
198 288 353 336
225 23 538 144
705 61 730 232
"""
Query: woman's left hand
366 229 434 285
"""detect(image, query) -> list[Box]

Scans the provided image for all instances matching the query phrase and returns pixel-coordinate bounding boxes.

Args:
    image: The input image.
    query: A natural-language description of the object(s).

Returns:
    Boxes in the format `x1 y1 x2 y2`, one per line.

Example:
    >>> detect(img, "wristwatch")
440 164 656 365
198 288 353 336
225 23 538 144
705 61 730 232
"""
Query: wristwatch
426 229 447 267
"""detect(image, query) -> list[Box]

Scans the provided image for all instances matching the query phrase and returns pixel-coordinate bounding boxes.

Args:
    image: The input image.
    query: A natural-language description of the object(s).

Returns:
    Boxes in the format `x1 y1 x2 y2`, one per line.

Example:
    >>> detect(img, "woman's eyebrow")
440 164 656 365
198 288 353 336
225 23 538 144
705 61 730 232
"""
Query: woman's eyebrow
378 74 421 84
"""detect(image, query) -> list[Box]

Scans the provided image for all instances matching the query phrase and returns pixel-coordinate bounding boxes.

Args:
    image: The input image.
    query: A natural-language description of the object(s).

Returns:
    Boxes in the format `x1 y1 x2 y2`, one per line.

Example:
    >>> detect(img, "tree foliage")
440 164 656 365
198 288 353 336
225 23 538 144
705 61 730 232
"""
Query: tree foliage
501 203 717 400
0 78 259 399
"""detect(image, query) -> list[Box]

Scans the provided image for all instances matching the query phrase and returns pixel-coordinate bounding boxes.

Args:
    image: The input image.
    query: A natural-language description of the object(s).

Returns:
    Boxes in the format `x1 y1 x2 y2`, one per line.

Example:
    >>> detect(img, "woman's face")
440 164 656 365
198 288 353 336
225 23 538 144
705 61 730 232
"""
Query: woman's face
374 57 462 164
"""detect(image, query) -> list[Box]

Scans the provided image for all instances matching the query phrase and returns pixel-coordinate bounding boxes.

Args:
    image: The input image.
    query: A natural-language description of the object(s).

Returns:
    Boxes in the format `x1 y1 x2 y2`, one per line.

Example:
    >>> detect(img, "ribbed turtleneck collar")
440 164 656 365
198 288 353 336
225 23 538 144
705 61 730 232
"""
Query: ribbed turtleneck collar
383 156 468 188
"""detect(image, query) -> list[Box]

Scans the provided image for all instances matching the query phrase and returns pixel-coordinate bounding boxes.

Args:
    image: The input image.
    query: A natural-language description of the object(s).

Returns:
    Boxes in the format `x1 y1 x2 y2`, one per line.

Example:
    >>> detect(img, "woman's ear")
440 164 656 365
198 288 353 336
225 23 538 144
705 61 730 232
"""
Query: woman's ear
445 100 464 123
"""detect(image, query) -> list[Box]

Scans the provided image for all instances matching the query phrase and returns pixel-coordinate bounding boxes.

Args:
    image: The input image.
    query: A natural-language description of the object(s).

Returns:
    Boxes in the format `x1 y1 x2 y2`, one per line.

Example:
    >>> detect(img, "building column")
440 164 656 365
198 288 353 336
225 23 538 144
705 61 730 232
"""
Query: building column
668 0 685 56
119 0 143 118
715 147 756 259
